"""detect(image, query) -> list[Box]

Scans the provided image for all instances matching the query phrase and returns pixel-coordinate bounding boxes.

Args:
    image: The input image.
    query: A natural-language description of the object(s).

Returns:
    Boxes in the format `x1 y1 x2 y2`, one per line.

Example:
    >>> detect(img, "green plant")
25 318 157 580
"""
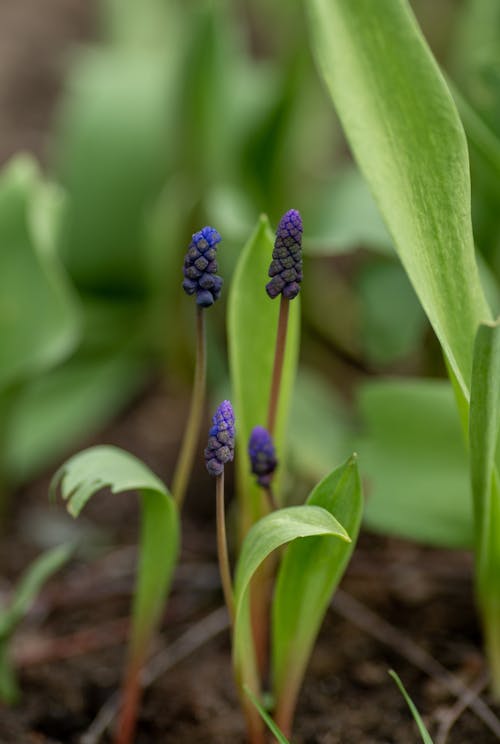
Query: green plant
0 544 72 705
51 446 179 744
307 0 500 696
207 211 363 742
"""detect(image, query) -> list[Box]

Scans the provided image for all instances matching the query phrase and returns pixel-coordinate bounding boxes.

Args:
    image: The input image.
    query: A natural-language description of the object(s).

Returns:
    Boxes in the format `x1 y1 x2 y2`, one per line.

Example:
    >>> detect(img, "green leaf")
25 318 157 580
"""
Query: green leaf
305 166 392 255
470 321 500 552
359 380 473 548
228 216 300 531
357 261 426 365
389 671 434 744
5 352 146 485
0 156 79 390
0 544 72 704
272 457 362 730
469 320 500 692
56 48 174 293
233 505 350 730
307 0 491 397
244 685 291 744
51 446 179 660
288 368 354 482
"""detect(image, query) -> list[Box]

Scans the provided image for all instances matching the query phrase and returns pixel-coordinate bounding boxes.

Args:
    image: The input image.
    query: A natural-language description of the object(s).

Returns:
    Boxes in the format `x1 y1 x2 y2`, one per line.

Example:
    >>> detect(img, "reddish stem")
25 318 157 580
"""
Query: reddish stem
267 297 290 438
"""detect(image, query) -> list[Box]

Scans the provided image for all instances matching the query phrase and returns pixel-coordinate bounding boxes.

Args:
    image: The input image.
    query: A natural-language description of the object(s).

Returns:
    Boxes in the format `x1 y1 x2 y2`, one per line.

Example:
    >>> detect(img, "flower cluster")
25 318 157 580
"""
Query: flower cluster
183 226 223 308
205 401 235 477
266 209 303 300
248 426 277 488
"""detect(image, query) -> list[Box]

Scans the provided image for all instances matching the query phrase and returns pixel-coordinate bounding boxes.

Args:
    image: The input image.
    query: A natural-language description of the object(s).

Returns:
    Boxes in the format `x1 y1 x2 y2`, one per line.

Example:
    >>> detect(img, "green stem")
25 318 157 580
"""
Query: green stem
172 307 207 508
483 600 500 700
267 297 290 438
216 473 235 624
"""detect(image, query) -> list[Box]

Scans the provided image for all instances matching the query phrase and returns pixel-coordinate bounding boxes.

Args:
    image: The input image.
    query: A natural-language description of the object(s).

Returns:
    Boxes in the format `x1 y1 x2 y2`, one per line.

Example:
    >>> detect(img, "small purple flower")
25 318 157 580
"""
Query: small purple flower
248 426 277 488
183 226 223 308
266 209 303 300
205 401 235 477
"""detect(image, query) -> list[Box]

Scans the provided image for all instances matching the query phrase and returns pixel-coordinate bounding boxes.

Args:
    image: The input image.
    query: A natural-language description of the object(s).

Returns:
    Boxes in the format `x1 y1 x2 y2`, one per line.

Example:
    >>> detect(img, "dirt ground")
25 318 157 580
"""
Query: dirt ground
0 383 498 744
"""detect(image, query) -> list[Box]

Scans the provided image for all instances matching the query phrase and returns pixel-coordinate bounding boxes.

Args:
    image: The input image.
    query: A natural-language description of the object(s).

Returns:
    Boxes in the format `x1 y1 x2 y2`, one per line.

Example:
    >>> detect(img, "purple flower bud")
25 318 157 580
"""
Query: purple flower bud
248 426 277 488
205 400 235 477
183 226 223 308
266 209 303 301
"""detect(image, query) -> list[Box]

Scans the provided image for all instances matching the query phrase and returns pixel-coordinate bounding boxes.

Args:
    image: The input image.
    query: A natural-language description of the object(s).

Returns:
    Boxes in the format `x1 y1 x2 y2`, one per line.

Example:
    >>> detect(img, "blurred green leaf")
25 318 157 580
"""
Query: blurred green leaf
0 156 79 391
357 261 426 365
228 216 300 532
56 49 174 293
272 457 362 730
52 446 179 659
308 0 491 397
0 544 72 704
305 167 392 255
5 352 146 485
289 369 353 482
358 380 473 548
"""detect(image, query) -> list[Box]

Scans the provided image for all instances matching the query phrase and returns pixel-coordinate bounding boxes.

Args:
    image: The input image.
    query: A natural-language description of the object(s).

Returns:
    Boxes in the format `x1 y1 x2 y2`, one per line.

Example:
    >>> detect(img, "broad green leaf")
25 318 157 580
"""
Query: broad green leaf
389 671 434 744
228 216 300 531
244 686 291 744
308 0 491 397
0 156 79 390
5 352 146 485
233 505 349 734
272 457 362 729
51 446 179 660
359 380 473 548
0 544 72 704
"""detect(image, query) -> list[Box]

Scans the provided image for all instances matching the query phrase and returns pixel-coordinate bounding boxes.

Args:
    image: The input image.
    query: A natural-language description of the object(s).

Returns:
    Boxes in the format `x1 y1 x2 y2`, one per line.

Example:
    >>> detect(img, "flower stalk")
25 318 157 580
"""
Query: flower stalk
172 226 223 508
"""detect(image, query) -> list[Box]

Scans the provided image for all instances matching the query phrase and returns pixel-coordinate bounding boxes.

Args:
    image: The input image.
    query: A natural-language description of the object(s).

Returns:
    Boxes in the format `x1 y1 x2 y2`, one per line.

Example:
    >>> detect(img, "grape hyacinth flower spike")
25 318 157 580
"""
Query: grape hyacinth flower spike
172 226 223 508
183 226 223 308
248 426 278 510
266 209 303 437
206 401 235 622
266 209 303 301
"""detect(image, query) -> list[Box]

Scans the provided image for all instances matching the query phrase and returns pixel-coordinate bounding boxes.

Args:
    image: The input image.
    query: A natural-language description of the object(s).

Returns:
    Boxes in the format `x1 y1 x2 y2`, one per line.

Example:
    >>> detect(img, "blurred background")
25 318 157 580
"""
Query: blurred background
0 0 499 546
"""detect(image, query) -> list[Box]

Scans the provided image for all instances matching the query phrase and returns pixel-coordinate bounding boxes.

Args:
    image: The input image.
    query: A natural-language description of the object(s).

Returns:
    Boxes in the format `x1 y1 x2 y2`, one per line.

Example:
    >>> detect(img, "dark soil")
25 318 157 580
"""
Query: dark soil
0 382 499 744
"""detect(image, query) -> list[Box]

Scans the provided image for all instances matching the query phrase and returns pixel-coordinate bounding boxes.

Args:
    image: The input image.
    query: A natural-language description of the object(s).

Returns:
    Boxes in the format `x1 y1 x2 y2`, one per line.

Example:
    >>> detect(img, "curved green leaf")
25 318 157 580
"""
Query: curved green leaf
51 446 179 660
307 0 491 397
228 216 300 532
233 505 349 729
272 457 362 729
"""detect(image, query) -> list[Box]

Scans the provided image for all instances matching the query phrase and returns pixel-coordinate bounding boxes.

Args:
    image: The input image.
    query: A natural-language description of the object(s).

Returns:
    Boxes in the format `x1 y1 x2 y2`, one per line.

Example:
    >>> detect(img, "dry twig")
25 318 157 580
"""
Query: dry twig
80 606 229 744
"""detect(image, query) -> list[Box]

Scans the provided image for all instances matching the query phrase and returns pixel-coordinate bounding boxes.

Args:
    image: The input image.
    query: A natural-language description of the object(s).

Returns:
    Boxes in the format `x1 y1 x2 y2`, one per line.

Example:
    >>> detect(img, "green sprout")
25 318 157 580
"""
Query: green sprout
50 446 179 744
0 544 72 705
210 211 364 742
